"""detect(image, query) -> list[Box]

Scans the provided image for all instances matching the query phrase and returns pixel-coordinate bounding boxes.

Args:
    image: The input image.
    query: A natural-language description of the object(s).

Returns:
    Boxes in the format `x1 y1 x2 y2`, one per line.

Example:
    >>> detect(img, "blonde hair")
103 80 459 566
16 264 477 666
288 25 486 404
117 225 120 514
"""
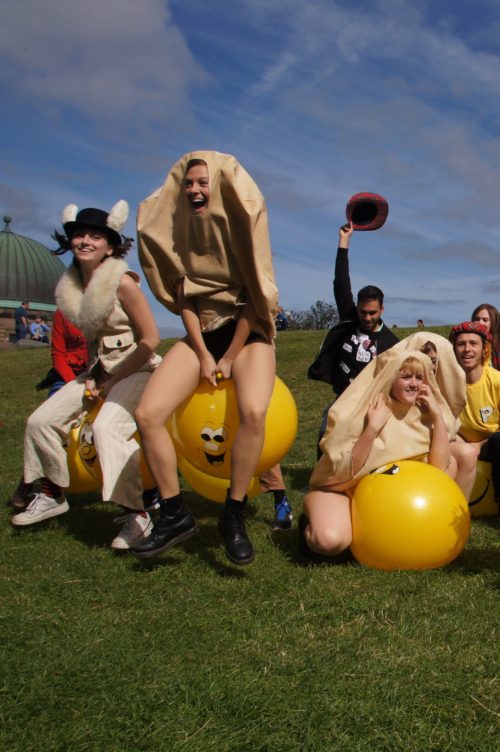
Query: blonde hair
397 355 426 379
386 355 426 407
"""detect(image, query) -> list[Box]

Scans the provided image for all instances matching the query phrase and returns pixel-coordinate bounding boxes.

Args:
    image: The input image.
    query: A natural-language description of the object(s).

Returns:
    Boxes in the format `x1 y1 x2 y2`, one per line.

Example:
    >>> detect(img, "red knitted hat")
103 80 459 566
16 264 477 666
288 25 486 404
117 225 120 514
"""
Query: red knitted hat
449 321 492 344
346 192 389 231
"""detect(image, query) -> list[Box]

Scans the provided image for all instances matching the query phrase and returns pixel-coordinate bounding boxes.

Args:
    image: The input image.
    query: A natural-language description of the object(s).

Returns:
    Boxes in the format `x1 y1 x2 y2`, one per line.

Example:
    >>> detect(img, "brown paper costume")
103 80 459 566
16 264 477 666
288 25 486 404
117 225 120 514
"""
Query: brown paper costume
310 348 460 492
390 331 466 420
137 151 278 340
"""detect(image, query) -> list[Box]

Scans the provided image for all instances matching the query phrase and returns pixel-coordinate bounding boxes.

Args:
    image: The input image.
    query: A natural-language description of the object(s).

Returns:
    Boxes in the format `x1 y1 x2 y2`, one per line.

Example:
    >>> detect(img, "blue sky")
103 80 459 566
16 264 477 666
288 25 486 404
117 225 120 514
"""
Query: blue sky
2 0 500 330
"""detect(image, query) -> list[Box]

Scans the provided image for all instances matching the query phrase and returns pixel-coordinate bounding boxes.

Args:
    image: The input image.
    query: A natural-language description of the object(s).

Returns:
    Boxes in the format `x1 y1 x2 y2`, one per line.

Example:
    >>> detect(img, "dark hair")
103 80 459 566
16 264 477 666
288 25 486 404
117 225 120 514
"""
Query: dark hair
51 228 133 259
420 340 437 356
184 158 208 176
357 285 384 306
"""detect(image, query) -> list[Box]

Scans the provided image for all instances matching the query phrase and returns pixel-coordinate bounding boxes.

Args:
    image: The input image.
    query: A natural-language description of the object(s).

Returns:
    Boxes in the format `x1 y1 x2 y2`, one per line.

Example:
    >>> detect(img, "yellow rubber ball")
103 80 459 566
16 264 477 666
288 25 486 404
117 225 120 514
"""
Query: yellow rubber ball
65 411 100 493
69 401 156 490
172 376 298 479
178 456 261 503
350 460 470 570
469 460 499 517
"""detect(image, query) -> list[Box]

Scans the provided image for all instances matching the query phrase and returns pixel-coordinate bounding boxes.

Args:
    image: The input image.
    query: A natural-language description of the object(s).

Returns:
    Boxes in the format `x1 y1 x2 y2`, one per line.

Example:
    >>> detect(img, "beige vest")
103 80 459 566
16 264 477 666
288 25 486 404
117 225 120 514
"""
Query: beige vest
55 257 161 376
89 293 161 375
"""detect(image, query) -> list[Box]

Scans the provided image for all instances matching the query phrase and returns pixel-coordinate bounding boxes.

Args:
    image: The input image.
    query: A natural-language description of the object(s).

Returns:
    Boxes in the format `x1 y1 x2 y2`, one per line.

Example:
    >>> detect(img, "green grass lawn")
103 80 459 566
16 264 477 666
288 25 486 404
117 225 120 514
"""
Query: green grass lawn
1 329 499 752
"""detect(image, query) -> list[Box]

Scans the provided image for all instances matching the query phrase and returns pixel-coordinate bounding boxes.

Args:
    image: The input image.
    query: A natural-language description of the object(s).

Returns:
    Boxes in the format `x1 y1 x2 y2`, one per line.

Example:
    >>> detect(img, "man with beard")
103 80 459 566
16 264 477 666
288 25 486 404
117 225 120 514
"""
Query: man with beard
308 222 399 443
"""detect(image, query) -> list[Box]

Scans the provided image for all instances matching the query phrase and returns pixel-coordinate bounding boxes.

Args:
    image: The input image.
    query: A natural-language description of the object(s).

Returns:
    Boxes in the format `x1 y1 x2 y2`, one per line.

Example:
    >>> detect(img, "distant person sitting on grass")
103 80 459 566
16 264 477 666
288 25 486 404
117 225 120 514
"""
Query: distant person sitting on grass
276 306 288 331
10 201 162 552
30 316 50 343
450 321 500 504
301 347 460 559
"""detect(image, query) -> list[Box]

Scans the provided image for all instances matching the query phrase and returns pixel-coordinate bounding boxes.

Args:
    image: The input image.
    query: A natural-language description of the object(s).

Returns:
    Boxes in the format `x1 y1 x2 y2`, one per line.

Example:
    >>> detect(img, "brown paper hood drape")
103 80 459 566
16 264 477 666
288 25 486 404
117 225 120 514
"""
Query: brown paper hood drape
390 331 466 419
310 346 462 492
137 151 278 340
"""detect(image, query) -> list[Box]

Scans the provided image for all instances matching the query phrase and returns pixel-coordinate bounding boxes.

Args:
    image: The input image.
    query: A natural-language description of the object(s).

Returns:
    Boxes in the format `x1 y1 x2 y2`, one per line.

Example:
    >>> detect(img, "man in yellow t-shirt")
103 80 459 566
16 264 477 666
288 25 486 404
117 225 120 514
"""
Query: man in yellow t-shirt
450 321 500 501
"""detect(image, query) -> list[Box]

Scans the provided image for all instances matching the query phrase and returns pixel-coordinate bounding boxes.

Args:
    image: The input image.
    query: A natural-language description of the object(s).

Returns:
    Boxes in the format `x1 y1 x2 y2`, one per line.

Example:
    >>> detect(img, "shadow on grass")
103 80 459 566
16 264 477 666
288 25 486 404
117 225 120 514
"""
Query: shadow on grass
9 488 355 574
270 526 357 568
52 493 254 579
449 545 500 574
285 465 312 493
473 515 500 531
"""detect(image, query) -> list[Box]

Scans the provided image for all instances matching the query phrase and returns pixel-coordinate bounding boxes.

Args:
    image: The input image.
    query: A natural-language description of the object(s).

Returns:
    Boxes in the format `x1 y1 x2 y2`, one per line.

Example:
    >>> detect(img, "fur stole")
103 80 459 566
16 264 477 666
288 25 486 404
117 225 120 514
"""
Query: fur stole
55 258 129 340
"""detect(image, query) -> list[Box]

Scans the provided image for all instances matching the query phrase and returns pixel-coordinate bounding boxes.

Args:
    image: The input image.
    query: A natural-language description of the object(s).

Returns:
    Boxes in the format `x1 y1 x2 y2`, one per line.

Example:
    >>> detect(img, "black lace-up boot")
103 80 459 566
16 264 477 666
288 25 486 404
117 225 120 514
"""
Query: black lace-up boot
132 494 197 559
218 493 254 565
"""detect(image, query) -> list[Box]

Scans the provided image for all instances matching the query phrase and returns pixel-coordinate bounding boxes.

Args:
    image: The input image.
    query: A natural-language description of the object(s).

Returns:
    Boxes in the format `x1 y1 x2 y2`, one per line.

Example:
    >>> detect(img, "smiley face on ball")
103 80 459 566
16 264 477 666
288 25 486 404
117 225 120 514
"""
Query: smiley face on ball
199 424 230 471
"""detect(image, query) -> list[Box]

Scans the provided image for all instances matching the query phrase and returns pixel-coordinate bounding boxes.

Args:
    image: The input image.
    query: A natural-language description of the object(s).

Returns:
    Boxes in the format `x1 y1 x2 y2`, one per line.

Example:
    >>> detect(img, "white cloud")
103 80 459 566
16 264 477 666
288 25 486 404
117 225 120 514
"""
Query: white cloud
0 0 208 125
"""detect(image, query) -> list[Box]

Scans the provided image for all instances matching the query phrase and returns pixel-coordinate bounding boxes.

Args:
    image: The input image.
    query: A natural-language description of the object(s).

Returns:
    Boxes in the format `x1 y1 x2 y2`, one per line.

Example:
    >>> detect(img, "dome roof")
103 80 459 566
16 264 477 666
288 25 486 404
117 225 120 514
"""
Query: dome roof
0 215 65 305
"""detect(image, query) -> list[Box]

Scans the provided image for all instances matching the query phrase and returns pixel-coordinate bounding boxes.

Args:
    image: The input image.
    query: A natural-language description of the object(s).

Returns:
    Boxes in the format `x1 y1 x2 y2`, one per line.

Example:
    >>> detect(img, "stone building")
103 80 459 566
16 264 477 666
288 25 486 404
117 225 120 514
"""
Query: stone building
0 215 65 341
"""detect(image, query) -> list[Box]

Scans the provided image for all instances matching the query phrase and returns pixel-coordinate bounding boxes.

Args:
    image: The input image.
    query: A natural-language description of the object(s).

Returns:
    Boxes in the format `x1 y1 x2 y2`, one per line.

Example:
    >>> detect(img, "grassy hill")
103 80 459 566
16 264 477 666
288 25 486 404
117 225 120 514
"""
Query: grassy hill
1 329 498 752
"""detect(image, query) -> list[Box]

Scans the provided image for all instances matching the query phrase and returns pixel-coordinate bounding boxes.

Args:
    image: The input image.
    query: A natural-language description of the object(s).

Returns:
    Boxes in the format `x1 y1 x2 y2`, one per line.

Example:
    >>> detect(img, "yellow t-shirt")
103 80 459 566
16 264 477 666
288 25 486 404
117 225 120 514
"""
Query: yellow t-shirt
459 366 500 442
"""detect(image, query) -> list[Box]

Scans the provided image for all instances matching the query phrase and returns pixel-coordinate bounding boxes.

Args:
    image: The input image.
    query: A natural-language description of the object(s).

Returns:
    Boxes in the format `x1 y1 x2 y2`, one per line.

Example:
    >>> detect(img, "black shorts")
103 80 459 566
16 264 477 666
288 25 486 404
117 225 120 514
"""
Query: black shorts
200 319 266 361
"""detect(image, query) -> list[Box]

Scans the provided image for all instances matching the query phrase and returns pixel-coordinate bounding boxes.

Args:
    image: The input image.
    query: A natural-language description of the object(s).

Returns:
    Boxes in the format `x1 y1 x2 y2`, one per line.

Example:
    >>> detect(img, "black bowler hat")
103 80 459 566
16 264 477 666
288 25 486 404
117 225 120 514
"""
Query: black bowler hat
62 201 129 245
346 192 389 231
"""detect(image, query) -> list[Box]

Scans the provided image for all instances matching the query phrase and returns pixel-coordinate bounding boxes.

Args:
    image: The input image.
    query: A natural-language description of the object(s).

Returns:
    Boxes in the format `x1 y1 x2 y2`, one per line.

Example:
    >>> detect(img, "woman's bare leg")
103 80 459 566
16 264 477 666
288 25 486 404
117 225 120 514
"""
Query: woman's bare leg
303 489 352 556
135 341 201 499
450 440 479 501
230 341 276 500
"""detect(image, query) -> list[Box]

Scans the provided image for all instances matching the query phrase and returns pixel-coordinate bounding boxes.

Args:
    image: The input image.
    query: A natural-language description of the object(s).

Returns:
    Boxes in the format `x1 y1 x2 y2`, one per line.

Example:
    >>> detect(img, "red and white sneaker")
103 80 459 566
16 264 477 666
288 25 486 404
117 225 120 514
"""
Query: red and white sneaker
111 511 152 551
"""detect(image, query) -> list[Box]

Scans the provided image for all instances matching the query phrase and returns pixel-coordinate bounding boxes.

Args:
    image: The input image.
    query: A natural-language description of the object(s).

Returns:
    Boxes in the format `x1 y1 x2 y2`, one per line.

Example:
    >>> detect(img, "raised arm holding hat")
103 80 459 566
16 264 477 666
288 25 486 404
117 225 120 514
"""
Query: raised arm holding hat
307 211 398 452
308 194 397 395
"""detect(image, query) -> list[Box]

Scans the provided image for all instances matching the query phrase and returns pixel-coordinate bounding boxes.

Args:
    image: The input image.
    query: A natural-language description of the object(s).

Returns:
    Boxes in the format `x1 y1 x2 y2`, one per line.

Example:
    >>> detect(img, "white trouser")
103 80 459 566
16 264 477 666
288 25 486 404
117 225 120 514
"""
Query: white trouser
23 371 152 510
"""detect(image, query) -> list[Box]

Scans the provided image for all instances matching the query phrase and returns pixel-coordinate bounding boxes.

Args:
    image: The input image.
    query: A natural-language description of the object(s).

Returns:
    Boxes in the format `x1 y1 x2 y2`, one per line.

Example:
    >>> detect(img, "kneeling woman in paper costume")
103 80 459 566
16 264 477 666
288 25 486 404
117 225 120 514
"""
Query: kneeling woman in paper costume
303 347 461 558
134 151 278 565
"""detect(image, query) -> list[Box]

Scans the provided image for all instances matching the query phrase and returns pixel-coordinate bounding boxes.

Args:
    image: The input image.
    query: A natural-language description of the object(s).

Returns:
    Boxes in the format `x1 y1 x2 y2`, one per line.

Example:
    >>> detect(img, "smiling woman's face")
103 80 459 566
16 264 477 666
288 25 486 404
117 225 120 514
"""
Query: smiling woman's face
70 226 113 265
390 368 424 405
184 163 210 216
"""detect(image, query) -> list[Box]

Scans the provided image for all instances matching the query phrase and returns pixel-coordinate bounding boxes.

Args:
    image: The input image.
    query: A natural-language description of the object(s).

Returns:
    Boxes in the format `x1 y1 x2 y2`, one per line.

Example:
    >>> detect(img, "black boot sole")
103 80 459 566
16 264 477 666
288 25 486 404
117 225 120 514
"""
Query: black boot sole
223 546 255 566
132 524 198 560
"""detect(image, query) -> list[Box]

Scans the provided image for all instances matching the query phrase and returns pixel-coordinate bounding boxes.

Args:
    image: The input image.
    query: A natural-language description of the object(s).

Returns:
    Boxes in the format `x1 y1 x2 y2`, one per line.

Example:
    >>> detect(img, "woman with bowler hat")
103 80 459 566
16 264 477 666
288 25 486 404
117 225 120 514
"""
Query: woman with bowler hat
10 201 161 551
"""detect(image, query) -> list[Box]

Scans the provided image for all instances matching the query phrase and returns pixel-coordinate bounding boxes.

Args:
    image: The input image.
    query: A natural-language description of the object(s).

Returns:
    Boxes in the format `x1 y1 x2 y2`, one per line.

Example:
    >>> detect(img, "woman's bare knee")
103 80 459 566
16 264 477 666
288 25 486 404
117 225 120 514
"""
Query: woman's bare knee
238 406 267 432
307 523 351 556
135 404 166 433
451 442 478 472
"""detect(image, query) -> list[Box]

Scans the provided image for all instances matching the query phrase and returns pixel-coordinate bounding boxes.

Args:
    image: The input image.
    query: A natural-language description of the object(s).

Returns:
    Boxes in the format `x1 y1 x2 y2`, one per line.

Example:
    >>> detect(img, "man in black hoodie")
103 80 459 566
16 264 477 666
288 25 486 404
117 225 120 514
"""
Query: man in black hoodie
308 222 398 442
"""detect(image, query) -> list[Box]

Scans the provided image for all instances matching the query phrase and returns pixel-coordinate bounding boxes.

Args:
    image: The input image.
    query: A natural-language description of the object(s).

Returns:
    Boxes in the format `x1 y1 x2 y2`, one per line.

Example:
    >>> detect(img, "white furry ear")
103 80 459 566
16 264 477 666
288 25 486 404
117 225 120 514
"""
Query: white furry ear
107 200 129 232
62 204 78 225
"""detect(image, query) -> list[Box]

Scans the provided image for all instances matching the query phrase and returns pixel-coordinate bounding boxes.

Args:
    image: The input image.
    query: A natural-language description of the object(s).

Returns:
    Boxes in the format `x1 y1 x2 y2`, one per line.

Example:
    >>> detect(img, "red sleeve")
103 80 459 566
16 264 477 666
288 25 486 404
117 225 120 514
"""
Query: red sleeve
51 310 84 382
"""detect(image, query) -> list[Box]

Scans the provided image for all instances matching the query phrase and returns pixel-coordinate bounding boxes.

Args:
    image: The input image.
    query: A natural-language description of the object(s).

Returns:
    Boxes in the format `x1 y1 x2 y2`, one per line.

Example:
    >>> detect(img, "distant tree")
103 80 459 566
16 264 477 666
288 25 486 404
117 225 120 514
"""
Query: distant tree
309 300 339 329
287 300 339 330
